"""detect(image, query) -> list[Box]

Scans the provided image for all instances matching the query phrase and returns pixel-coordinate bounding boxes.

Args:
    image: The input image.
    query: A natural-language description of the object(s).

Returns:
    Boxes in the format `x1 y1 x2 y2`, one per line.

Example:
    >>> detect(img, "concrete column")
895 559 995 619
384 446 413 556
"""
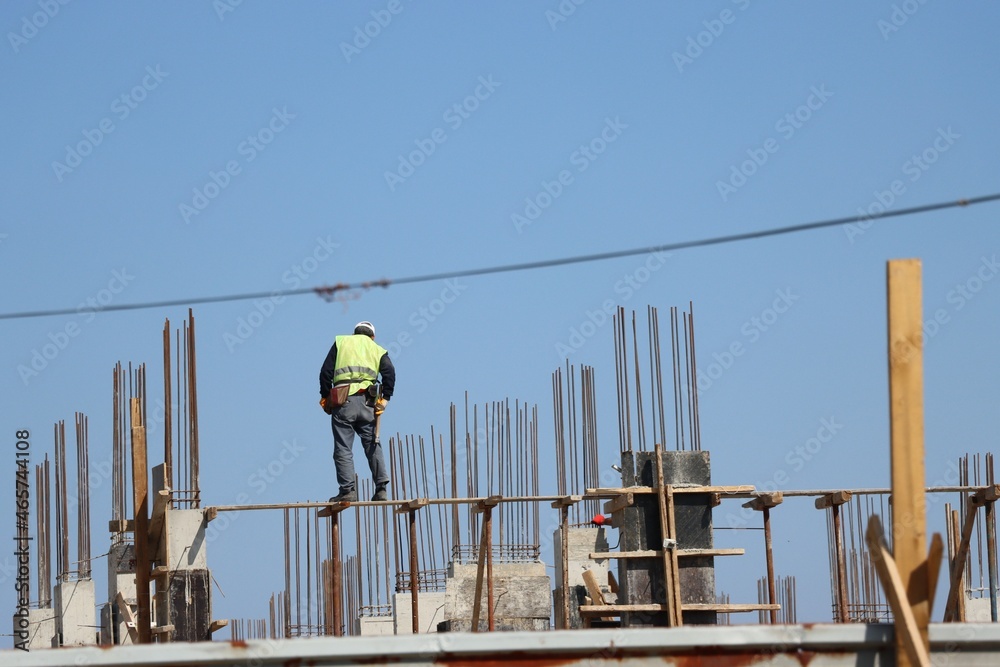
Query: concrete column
444 562 552 632
54 579 96 645
553 527 612 628
392 591 446 634
618 450 716 626
12 608 57 649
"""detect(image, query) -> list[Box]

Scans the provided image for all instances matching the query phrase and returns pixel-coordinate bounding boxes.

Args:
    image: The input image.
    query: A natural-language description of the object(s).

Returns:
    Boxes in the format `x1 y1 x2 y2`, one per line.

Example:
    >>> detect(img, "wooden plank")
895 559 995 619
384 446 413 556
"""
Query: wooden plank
815 490 853 510
582 570 611 621
471 495 502 514
665 484 683 626
742 492 783 511
109 519 134 533
394 498 430 515
944 502 978 621
867 516 931 667
317 501 352 518
591 548 744 560
470 507 491 633
550 495 581 509
587 485 755 496
653 444 681 627
886 258 929 665
150 624 175 635
208 619 228 634
682 603 781 613
115 591 139 643
608 570 619 595
579 604 667 614
130 398 151 644
602 493 634 515
926 533 943 611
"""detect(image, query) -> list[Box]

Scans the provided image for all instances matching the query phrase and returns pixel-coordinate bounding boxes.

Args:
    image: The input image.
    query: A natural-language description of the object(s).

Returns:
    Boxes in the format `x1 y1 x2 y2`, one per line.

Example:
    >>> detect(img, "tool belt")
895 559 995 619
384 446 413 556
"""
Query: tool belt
328 383 352 409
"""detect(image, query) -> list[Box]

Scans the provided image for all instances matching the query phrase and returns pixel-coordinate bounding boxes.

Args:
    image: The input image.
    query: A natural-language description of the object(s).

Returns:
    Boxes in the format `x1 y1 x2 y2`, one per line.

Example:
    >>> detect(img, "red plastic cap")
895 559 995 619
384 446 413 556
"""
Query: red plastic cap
592 514 606 526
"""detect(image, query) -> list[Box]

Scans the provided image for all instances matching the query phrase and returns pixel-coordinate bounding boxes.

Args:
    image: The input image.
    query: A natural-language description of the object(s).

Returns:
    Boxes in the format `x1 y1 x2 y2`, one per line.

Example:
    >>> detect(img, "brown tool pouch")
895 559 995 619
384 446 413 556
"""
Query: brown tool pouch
328 383 352 409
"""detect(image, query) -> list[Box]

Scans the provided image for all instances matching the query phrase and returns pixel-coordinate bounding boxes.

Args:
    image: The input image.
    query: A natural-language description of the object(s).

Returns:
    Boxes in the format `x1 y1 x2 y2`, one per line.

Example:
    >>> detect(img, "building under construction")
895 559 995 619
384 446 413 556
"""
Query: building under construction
9 260 1000 666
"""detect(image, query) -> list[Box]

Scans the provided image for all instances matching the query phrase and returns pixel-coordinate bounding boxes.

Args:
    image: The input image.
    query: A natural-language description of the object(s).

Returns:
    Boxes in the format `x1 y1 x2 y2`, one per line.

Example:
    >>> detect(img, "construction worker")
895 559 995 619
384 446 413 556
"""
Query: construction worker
318 321 395 502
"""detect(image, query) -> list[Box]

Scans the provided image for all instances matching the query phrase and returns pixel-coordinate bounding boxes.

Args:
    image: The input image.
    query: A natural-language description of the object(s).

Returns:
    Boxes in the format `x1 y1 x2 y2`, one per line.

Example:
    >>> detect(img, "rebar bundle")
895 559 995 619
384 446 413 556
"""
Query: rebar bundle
552 363 600 523
613 304 702 455
825 494 890 622
163 311 200 508
757 575 797 624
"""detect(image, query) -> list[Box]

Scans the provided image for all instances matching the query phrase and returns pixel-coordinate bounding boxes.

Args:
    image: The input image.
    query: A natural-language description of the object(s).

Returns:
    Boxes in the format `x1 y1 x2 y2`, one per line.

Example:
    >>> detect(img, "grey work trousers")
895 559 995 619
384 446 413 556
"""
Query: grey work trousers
331 394 389 494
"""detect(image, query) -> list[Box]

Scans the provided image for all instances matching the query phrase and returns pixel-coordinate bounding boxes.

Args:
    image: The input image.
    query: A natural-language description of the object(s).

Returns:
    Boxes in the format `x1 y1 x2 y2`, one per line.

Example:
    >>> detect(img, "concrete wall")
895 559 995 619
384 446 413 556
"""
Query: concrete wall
393 591 446 634
12 608 56 649
445 562 551 632
55 579 96 646
355 615 394 636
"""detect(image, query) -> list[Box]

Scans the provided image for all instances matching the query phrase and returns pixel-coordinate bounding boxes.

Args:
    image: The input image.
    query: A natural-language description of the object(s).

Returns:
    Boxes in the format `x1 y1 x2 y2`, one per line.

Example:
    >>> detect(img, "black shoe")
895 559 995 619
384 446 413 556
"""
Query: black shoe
330 489 357 503
372 486 388 502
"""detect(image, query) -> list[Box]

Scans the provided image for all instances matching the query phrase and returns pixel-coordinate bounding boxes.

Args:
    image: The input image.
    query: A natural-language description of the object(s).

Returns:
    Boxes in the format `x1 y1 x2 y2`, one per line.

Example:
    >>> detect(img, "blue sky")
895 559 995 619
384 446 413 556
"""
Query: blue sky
2 1 999 640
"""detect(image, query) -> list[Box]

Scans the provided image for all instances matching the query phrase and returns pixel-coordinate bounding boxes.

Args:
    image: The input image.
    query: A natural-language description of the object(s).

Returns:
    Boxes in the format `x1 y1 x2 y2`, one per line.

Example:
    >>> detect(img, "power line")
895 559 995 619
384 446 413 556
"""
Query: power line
2 193 997 322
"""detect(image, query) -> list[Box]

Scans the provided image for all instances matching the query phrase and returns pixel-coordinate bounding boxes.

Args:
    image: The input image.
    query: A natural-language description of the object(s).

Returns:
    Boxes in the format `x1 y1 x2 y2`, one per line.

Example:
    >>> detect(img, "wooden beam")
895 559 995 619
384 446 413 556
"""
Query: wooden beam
317 501 351 518
814 490 853 510
582 570 611 622
115 591 139 644
742 492 783 511
579 603 666 614
587 485 755 496
867 516 931 667
602 493 634 515
130 398 151 644
549 495 581 509
944 501 979 621
394 498 430 515
471 495 502 514
470 507 491 633
592 548 744 560
887 258 929 665
653 444 681 627
926 533 943 612
682 603 781 613
109 519 134 533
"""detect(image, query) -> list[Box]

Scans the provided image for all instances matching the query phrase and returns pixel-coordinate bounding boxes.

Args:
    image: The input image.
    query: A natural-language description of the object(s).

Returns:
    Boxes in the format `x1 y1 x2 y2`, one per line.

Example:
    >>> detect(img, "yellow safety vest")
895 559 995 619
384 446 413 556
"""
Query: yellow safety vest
332 334 388 396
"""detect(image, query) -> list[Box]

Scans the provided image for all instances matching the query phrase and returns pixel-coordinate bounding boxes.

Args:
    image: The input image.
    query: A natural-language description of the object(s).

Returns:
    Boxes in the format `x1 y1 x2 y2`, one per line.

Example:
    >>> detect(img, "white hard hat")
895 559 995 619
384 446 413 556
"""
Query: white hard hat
354 321 375 337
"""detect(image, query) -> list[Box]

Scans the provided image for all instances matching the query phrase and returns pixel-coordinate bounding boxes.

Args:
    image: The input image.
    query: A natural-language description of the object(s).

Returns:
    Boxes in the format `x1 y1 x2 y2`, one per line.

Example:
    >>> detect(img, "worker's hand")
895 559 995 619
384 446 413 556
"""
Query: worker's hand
374 397 388 415
320 397 333 415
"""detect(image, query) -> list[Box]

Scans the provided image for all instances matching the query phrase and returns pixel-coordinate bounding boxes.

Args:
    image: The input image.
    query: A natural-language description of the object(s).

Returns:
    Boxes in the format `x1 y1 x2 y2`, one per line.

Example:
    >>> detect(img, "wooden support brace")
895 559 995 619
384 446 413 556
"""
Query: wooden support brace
208 620 229 634
472 495 502 514
815 491 853 510
743 492 784 511
587 485 755 496
394 498 430 515
582 570 612 622
550 495 581 509
115 591 139 643
602 493 634 515
866 516 931 667
317 501 352 518
592 548 744 560
109 519 135 533
944 501 979 621
927 533 943 611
